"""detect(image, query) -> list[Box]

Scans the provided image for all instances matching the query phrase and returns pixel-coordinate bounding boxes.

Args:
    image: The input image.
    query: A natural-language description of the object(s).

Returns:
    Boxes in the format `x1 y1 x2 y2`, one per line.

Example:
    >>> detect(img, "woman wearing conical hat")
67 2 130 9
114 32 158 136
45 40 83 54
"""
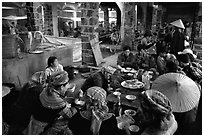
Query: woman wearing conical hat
170 19 185 57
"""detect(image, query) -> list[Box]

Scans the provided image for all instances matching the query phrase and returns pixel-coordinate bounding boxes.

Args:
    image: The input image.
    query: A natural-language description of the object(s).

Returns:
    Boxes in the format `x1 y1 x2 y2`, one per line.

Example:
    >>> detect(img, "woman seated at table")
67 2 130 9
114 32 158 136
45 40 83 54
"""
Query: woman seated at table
117 46 135 69
69 86 119 135
24 71 77 135
139 90 177 135
45 56 64 82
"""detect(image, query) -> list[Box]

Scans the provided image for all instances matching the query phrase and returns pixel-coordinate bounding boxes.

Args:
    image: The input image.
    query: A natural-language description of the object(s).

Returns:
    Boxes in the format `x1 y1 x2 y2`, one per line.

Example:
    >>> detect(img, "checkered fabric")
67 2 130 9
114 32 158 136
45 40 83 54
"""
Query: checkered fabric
141 90 172 116
86 86 107 104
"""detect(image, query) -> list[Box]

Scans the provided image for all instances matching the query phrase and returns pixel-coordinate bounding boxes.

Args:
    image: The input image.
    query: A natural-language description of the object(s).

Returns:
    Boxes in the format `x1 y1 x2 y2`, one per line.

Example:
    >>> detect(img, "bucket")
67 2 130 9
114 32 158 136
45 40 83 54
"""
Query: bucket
2 35 18 59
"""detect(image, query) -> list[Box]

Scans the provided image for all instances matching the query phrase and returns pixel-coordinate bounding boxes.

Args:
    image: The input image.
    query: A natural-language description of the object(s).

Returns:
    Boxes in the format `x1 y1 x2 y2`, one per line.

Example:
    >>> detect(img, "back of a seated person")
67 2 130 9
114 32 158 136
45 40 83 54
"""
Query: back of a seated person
81 71 108 93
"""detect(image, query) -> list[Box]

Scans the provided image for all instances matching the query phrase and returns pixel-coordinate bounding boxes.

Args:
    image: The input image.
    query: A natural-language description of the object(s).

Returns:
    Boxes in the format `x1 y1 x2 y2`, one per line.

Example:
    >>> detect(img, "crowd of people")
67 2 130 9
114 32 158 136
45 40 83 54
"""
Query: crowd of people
117 19 202 85
2 19 202 135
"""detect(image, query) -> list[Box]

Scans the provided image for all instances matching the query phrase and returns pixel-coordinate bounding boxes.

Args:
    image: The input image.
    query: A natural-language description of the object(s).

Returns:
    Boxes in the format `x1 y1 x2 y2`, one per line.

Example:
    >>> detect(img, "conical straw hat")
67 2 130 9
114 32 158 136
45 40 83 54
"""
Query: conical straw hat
152 73 201 113
170 19 185 29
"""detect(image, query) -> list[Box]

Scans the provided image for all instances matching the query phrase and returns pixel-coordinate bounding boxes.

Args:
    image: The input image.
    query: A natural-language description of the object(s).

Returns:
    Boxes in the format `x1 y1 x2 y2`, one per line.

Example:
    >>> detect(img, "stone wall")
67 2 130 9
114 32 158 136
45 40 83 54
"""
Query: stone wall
26 2 53 34
42 3 53 34
80 2 99 66
122 2 136 48
26 2 36 31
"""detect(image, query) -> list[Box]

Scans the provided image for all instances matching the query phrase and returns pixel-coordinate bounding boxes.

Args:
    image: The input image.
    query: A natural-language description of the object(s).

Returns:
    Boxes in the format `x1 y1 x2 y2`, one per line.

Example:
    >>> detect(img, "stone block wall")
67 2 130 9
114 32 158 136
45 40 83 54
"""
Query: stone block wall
26 2 53 34
33 2 44 31
26 2 36 31
42 3 53 34
122 2 136 48
80 2 99 66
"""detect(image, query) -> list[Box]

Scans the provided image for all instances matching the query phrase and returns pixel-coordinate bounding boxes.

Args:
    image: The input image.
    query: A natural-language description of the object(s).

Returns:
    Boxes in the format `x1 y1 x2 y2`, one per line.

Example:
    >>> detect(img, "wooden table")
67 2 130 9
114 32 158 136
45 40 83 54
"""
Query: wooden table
106 87 144 109
106 86 146 135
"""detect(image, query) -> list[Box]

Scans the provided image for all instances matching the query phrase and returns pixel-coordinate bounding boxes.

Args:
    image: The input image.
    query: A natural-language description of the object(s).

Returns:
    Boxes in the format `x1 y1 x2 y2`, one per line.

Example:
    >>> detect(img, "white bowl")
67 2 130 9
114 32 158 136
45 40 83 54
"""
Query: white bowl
127 73 133 76
75 100 85 106
124 109 137 116
126 95 136 100
113 91 121 96
126 67 132 71
67 83 76 92
129 125 140 132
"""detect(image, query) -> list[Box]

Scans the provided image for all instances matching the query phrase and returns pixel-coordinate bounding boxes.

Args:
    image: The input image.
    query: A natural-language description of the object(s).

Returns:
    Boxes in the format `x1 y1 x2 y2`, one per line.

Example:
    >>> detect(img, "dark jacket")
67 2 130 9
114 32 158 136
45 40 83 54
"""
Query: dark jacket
117 52 135 68
81 71 108 92
69 112 119 135
170 30 185 55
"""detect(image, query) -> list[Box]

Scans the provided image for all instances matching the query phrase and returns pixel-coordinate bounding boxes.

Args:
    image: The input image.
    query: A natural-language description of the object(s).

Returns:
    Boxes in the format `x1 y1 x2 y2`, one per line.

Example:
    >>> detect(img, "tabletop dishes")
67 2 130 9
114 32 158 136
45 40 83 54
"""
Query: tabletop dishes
127 73 134 77
2 86 11 97
129 125 140 133
113 91 121 96
74 100 85 106
126 95 136 100
121 68 137 73
126 67 132 71
121 79 144 89
124 109 137 116
30 50 44 54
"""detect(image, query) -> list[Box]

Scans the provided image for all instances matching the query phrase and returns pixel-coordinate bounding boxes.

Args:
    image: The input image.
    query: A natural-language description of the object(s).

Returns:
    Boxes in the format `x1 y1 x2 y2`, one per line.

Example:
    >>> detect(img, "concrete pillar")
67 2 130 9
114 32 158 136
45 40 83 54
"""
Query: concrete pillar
121 2 136 48
146 3 154 30
51 3 59 37
116 7 121 27
80 2 99 66
73 10 77 28
103 7 109 29
33 2 44 31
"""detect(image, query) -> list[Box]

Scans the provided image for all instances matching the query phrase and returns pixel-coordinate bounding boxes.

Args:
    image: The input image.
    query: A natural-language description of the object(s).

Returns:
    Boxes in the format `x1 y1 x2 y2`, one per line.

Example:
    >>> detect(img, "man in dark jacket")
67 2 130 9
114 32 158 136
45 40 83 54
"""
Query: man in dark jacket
117 46 135 69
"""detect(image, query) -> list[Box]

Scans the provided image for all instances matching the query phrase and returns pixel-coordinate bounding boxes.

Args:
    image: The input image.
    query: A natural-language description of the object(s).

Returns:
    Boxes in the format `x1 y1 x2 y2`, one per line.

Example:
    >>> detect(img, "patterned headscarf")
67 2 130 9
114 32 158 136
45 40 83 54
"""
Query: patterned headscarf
48 71 69 87
141 90 172 116
40 71 69 109
31 71 46 85
86 86 107 105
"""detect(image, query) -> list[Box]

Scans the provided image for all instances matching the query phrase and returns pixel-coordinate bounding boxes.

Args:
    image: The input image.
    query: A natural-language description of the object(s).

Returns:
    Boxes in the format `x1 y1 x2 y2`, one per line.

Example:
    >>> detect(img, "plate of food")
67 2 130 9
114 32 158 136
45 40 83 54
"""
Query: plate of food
124 109 137 116
121 79 144 89
129 125 140 133
126 95 136 100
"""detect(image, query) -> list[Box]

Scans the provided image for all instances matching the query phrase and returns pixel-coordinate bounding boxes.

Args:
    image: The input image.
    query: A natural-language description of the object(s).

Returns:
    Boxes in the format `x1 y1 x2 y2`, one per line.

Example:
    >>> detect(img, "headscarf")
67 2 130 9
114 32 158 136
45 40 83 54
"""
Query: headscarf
40 71 69 109
48 71 69 87
141 90 172 116
86 86 107 106
29 71 46 87
81 86 112 135
166 53 177 62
